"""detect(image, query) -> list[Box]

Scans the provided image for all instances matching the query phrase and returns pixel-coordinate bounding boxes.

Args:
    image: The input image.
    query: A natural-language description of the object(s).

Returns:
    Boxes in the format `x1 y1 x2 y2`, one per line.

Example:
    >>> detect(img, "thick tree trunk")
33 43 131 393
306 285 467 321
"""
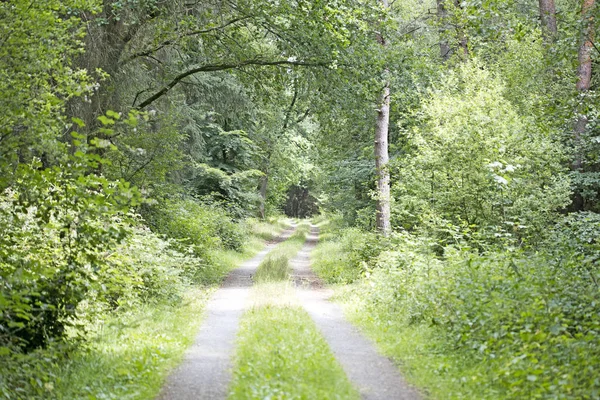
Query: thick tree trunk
572 0 595 211
539 0 558 40
374 0 391 236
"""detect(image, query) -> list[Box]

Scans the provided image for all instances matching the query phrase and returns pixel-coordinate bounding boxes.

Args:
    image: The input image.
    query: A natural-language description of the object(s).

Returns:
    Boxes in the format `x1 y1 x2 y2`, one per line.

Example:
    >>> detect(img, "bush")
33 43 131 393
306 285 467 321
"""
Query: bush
312 228 387 284
148 198 246 256
94 226 197 310
392 61 570 238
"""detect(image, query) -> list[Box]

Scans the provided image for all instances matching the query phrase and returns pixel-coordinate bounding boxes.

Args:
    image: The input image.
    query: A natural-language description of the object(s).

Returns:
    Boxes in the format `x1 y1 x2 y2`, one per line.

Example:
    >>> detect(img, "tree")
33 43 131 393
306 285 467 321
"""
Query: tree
573 0 596 211
437 0 451 60
374 0 392 236
539 0 558 40
0 0 97 183
436 0 468 60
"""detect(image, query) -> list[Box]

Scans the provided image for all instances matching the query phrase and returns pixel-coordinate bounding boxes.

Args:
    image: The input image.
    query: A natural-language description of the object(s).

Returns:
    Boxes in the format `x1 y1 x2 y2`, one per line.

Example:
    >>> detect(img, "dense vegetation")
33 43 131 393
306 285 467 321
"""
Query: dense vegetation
310 1 600 398
1 0 600 398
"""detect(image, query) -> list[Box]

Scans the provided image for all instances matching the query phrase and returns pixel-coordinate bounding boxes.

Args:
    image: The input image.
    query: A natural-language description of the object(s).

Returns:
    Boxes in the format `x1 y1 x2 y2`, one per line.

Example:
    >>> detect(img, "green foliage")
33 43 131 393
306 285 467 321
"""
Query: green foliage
104 113 186 191
0 156 140 350
246 217 290 241
150 198 244 250
0 216 285 399
0 0 99 180
96 226 196 309
0 288 211 400
189 164 263 219
393 61 570 239
228 305 360 400
312 227 386 284
548 211 600 257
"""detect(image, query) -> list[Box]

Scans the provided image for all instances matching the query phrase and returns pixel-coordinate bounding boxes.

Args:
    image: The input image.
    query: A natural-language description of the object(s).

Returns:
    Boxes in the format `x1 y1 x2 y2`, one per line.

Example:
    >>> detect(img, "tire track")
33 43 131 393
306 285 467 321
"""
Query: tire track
290 225 421 400
157 225 296 400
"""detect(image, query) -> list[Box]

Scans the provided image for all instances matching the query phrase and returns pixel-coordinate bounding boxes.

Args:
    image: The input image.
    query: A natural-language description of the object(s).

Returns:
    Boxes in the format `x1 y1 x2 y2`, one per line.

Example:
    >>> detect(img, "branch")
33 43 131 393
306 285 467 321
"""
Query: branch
296 108 311 124
136 59 329 109
591 40 600 55
283 80 299 130
121 16 251 66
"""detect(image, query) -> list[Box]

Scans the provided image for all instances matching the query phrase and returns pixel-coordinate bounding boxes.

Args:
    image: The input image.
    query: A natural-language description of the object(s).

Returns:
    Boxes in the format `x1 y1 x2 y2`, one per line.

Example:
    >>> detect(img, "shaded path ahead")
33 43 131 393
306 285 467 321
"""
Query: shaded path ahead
291 226 421 400
157 227 296 400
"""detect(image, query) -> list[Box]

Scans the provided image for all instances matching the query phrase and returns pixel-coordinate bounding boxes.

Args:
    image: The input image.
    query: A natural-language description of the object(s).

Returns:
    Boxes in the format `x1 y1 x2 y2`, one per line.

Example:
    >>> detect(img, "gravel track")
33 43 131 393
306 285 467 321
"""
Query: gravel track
156 226 296 400
158 223 420 400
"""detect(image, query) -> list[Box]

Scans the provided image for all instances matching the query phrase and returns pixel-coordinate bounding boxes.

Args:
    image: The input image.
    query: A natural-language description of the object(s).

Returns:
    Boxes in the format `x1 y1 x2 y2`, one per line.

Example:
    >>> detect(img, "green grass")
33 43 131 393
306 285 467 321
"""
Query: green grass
229 226 359 400
247 217 291 241
270 222 310 256
228 304 360 400
336 287 499 400
54 288 214 400
253 255 290 283
310 229 501 400
252 221 310 284
1 288 212 400
205 218 292 283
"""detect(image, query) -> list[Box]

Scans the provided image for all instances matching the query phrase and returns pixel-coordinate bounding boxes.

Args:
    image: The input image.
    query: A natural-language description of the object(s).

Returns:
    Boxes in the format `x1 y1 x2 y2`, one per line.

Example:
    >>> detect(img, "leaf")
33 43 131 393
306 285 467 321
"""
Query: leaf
72 117 86 128
106 110 121 120
98 115 115 125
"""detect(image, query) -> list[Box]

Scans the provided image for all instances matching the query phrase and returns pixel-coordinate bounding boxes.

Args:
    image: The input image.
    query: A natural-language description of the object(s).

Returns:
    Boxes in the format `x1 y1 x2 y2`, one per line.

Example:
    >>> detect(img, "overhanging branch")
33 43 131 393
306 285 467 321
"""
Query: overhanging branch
135 59 329 109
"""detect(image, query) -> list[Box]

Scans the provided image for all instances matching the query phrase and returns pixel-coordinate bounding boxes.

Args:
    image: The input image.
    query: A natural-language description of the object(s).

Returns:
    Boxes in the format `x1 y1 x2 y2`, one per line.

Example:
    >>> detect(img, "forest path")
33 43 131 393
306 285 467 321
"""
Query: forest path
291 226 422 400
156 225 296 400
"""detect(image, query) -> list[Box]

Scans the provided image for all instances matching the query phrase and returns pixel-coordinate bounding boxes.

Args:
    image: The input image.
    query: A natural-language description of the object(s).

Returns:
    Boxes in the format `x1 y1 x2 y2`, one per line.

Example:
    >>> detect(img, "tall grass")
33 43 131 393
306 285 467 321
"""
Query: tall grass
253 255 290 283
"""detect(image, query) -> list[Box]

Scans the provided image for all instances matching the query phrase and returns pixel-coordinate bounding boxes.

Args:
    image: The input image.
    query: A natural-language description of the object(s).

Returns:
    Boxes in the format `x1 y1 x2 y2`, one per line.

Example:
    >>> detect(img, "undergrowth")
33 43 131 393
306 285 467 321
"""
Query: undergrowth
0 217 287 399
312 217 600 399
1 289 211 400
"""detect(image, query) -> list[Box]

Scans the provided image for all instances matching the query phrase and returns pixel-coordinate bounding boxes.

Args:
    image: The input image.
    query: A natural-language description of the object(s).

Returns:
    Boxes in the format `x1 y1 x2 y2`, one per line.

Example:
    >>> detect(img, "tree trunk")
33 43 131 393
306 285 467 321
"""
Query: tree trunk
437 0 451 60
375 84 391 235
539 0 558 40
437 0 468 60
259 172 268 220
374 0 391 236
572 0 595 211
454 0 469 57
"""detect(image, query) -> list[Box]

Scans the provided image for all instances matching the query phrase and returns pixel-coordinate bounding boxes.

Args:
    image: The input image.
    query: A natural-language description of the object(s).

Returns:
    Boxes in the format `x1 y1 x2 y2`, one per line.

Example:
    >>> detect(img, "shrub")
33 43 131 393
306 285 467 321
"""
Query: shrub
312 228 387 284
392 61 570 238
148 198 246 256
0 162 138 350
349 233 600 398
94 226 197 310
